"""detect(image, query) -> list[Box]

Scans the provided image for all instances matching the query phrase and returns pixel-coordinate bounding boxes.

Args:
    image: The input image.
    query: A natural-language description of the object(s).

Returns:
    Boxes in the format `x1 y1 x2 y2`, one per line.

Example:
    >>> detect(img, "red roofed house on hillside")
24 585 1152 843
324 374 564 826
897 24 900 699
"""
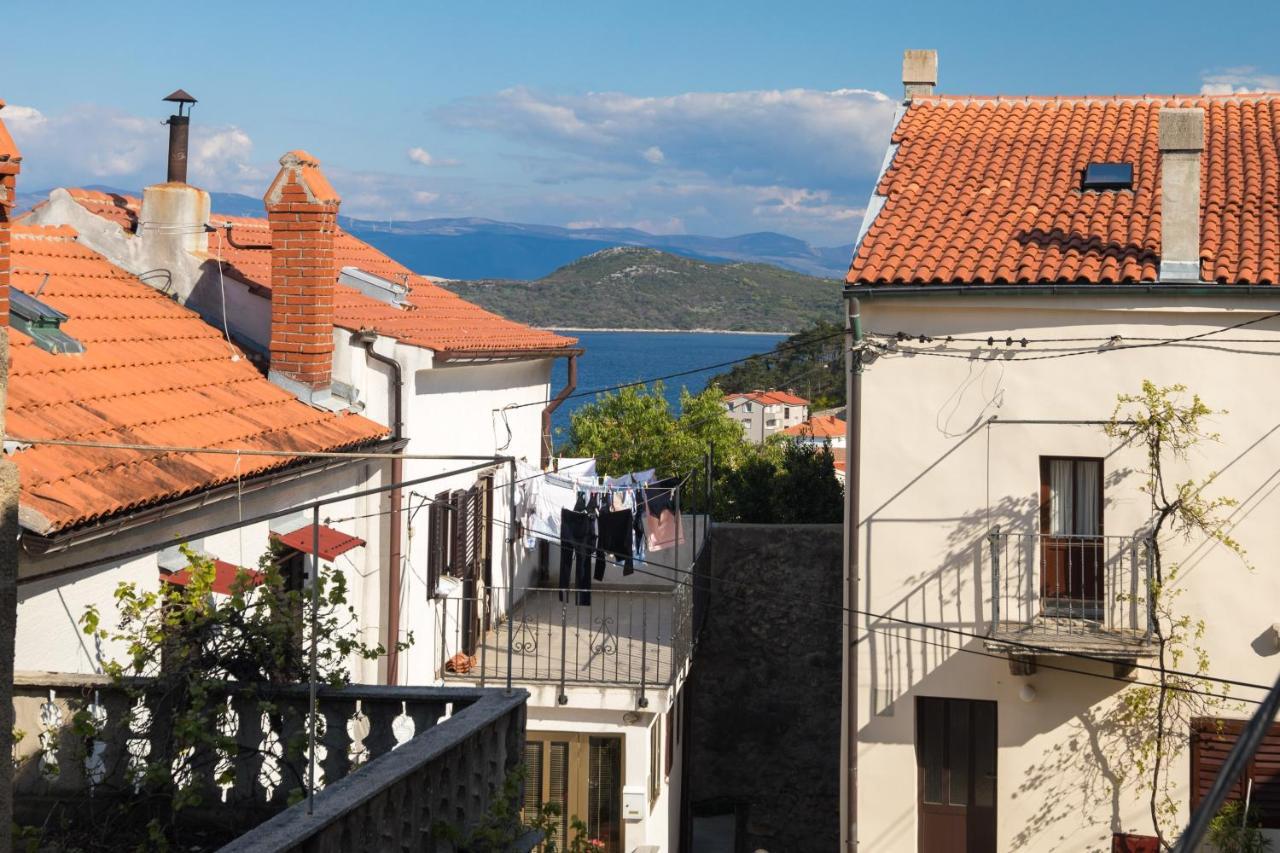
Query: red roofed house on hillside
722 388 809 442
24 104 584 690
780 413 846 449
840 51 1280 851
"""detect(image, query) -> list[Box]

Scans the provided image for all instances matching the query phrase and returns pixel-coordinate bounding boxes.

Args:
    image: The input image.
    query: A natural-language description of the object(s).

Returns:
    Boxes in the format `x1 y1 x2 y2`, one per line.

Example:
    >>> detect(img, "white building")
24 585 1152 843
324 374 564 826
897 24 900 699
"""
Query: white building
722 389 809 442
20 103 688 852
842 52 1280 851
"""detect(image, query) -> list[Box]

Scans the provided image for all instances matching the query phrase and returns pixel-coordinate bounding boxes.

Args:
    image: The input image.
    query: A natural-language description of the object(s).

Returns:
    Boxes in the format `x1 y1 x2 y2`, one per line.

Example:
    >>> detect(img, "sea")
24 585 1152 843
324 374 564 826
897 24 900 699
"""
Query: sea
547 330 787 440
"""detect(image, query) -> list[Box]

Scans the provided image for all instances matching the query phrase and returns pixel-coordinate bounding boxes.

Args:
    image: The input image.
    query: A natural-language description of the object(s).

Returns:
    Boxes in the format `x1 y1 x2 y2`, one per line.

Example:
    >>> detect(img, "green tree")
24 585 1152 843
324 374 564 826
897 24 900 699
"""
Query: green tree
709 320 846 409
718 441 843 523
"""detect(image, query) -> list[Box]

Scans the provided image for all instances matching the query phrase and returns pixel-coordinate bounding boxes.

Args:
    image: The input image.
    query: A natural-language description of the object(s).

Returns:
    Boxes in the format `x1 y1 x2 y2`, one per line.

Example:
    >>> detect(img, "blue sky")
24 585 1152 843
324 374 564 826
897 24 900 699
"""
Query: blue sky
5 1 1278 245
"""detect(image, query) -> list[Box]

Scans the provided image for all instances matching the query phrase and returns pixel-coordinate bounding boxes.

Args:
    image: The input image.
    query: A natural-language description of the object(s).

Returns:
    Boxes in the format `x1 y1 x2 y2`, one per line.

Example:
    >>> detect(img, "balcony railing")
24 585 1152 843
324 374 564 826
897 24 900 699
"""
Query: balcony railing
986 528 1156 656
442 582 696 705
14 673 527 851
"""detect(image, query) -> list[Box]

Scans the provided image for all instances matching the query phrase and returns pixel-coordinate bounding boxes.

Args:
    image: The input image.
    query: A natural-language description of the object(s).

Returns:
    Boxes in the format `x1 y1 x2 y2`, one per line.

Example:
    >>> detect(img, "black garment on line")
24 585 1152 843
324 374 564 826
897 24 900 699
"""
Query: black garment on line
596 508 635 577
643 477 679 517
559 508 595 605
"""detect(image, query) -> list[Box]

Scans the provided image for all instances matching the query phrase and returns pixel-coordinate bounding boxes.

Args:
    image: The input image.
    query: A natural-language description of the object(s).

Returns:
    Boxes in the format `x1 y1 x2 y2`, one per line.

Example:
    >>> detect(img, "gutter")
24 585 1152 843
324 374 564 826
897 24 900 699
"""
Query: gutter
541 352 579 470
434 346 585 364
843 282 1280 300
20 436 406 560
355 330 406 686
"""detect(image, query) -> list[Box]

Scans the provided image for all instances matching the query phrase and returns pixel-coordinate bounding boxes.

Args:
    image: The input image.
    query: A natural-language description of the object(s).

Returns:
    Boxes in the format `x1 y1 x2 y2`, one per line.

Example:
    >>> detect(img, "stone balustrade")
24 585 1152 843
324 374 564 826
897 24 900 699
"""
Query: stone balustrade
14 672 528 851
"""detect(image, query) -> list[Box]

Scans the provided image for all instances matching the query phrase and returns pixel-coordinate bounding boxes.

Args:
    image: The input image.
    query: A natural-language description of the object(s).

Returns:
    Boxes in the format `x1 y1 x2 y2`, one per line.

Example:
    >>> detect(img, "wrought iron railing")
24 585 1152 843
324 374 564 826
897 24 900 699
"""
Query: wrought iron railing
987 528 1154 638
441 583 695 706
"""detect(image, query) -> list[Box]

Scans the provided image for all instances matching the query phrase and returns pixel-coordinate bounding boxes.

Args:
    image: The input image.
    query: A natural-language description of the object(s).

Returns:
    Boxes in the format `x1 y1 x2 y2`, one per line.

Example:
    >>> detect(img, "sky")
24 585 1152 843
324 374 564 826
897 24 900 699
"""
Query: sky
5 1 1280 246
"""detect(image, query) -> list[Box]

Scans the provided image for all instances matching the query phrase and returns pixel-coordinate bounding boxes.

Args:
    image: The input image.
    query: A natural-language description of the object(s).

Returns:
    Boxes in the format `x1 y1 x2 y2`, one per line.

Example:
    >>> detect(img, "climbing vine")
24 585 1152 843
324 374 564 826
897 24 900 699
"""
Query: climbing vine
1105 381 1248 848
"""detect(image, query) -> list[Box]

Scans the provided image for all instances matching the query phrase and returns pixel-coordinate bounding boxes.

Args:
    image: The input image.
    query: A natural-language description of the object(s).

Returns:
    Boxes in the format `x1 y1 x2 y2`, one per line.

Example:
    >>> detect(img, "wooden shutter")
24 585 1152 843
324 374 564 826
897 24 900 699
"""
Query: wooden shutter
1191 717 1280 828
665 707 674 777
426 490 451 596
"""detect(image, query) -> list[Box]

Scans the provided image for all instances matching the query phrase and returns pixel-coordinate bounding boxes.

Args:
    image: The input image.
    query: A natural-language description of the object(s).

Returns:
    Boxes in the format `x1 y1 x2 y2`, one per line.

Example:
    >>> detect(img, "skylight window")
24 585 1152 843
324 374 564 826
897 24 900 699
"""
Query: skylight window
1081 162 1134 191
10 287 84 354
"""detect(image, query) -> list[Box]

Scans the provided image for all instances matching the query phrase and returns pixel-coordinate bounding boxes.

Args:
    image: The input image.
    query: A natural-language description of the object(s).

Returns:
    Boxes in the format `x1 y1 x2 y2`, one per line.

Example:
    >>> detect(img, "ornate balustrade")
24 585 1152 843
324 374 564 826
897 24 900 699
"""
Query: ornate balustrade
14 672 527 851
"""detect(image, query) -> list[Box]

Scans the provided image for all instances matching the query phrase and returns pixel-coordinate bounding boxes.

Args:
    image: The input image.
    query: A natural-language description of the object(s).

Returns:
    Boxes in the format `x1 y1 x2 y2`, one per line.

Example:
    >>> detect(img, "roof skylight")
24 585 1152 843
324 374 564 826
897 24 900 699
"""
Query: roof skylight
1081 162 1134 191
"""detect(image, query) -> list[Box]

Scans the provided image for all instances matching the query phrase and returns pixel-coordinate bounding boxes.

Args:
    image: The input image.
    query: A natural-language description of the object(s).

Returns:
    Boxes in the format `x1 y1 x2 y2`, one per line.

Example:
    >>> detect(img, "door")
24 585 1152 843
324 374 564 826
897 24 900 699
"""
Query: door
917 697 997 853
1039 457 1104 613
522 731 624 852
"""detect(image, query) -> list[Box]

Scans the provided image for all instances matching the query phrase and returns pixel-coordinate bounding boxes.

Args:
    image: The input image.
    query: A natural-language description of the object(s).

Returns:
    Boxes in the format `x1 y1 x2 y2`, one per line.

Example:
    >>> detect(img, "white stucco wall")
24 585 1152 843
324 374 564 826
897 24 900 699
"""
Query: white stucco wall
528 692 684 853
854 293 1280 851
16 462 390 684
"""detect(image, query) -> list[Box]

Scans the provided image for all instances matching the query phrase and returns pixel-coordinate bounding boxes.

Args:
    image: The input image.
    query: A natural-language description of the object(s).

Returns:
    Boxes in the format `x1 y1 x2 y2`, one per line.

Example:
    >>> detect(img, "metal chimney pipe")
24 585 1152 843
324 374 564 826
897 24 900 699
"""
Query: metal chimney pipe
162 89 197 184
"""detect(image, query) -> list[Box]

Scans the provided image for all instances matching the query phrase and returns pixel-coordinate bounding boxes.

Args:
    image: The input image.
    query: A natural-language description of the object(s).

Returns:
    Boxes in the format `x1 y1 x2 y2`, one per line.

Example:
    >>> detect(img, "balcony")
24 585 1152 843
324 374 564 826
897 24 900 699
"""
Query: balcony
14 673 527 852
442 582 696 706
985 529 1157 661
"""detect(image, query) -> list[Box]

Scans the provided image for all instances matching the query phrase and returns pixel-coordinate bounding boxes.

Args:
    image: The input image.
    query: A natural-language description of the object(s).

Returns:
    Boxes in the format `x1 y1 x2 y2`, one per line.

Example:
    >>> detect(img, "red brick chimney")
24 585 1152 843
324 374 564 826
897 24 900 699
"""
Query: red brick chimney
264 150 340 402
0 101 21 328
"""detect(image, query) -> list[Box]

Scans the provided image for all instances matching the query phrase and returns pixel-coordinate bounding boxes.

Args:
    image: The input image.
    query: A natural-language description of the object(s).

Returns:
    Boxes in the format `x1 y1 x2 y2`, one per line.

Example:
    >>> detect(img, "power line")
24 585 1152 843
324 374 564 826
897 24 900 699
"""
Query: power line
503 328 847 411
318 492 1273 699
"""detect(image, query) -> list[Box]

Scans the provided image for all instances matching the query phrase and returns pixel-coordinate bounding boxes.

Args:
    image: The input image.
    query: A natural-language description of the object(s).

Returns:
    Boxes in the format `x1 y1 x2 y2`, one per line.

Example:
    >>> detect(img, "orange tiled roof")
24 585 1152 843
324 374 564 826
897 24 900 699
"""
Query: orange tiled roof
848 94 1280 286
725 389 809 407
781 414 845 439
54 189 577 356
7 224 389 535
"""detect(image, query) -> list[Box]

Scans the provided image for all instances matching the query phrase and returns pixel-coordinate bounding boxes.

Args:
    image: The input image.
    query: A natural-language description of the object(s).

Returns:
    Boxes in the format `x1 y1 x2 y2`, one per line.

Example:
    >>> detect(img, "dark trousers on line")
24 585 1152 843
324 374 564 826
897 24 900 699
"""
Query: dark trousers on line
559 509 595 605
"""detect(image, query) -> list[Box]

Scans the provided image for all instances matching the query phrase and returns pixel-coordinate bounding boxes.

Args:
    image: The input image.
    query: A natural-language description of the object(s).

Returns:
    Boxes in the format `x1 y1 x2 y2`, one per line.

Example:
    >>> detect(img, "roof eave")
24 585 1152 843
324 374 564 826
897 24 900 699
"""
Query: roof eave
433 346 585 364
842 281 1280 299
20 436 405 561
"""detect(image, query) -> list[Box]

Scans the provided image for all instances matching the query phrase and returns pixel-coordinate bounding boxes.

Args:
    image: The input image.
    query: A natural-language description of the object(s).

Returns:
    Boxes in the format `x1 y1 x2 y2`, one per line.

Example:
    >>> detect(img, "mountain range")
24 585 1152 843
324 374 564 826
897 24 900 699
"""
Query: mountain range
16 187 855 281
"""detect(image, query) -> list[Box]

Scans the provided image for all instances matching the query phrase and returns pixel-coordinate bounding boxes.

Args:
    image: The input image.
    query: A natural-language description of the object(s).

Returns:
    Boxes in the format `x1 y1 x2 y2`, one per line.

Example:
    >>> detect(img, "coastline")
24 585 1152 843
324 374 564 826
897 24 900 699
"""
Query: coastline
543 326 792 335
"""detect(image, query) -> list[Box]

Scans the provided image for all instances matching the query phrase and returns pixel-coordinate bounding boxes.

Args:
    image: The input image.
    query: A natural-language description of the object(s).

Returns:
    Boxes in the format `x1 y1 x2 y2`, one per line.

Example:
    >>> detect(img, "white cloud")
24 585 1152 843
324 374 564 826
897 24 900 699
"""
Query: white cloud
437 86 895 190
407 146 460 167
4 102 261 193
413 190 440 205
1200 67 1280 94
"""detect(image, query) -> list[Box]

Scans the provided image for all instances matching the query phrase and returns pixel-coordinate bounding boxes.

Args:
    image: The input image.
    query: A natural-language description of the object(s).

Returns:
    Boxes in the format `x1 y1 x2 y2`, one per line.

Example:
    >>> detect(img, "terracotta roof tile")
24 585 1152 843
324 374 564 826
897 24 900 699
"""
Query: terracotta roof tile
58 189 576 355
7 225 388 535
781 414 846 438
724 389 809 406
848 94 1280 286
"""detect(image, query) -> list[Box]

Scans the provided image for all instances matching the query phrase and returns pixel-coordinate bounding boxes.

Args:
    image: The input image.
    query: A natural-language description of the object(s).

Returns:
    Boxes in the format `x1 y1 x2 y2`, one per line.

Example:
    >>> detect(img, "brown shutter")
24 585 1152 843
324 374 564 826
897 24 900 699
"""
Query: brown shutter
665 707 674 777
427 489 451 596
1191 717 1280 828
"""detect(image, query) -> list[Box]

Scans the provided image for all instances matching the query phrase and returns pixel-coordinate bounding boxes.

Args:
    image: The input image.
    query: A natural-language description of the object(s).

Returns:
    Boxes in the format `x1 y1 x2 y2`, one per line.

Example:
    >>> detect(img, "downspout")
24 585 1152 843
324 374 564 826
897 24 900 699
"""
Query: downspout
355 330 405 685
541 353 579 469
840 297 862 852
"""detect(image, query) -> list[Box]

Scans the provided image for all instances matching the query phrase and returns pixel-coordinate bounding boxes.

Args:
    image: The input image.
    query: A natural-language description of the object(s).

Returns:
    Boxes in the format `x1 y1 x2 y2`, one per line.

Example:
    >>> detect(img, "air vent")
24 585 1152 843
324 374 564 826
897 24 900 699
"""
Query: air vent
338 267 409 307
10 287 85 354
1082 162 1133 191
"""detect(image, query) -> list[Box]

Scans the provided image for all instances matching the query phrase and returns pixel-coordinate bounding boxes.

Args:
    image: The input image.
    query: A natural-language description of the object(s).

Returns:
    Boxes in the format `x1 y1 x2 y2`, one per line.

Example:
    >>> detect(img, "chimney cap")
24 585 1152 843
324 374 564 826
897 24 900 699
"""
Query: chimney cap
903 50 938 100
162 89 197 105
1159 107 1204 152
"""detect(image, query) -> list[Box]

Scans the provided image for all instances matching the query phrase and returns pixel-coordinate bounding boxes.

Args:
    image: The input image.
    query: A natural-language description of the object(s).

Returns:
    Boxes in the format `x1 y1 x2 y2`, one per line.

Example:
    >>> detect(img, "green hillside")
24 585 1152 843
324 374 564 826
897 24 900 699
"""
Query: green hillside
439 246 842 332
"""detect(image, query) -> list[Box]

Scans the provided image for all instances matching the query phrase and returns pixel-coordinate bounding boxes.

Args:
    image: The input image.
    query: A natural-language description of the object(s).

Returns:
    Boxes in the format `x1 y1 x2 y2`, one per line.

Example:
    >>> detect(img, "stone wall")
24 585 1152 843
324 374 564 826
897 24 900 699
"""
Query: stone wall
685 524 842 853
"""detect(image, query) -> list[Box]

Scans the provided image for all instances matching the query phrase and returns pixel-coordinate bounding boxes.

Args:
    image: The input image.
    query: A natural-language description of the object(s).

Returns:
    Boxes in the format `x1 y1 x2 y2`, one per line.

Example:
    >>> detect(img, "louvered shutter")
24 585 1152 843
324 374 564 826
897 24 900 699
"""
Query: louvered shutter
1191 717 1280 828
426 490 451 596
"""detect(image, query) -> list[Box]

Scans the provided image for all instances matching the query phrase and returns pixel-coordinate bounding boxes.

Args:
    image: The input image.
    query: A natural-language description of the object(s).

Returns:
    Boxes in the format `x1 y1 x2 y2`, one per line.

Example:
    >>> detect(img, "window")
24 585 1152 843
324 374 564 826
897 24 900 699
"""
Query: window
1039 457 1103 537
1081 161 1133 191
726 402 735 412
1191 717 1280 827
523 732 623 852
784 407 791 419
745 402 753 412
649 717 662 803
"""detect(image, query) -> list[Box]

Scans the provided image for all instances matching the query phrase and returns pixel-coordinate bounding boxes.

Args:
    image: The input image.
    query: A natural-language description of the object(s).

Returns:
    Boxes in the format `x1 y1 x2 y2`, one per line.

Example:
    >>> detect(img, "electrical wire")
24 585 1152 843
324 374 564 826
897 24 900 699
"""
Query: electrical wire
314 491 1273 699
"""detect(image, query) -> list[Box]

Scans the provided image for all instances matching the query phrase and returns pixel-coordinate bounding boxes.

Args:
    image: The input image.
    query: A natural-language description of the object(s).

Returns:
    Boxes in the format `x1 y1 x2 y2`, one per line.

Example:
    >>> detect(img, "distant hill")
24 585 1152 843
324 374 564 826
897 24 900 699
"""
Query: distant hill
440 247 841 332
709 320 847 408
15 186 855 281
349 218 853 280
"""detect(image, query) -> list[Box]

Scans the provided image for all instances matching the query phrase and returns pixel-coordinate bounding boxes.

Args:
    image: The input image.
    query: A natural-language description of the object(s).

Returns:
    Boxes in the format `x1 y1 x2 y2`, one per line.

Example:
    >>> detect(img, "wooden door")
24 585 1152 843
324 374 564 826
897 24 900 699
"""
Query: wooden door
917 697 997 853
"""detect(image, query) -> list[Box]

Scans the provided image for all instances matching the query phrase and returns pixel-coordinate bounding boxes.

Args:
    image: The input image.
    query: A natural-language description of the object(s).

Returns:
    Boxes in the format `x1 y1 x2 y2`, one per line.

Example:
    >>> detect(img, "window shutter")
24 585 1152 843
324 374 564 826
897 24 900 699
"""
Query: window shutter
1191 717 1280 828
665 707 674 777
427 490 451 596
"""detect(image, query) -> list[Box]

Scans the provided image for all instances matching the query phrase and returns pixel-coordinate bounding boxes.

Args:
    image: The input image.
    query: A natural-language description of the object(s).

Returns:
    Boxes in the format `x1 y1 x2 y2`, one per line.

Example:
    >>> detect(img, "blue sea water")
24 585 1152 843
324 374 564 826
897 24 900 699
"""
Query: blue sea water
548 330 786 440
